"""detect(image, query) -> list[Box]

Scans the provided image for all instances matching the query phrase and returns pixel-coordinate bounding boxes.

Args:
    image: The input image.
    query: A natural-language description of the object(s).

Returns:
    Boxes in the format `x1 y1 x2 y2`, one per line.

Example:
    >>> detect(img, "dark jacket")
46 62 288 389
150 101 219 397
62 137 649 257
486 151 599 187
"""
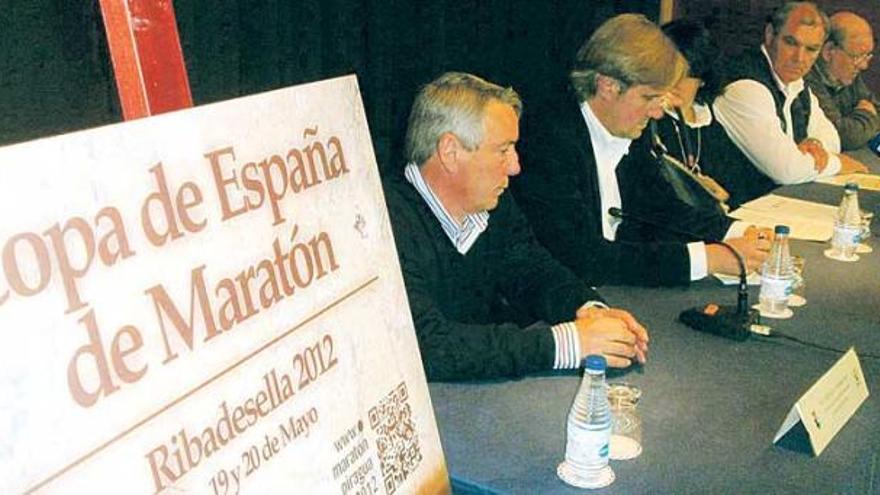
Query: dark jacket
384 174 602 381
512 90 732 288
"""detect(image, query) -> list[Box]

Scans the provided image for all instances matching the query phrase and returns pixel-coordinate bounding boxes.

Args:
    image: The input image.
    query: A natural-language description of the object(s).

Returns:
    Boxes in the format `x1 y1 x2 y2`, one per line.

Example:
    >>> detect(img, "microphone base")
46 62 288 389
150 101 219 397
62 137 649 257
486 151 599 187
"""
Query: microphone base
679 304 759 341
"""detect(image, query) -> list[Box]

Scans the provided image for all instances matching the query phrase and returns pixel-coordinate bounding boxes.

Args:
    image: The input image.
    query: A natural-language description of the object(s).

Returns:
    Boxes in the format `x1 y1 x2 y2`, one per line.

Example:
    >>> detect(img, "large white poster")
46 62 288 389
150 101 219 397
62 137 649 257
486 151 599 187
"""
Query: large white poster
0 75 448 494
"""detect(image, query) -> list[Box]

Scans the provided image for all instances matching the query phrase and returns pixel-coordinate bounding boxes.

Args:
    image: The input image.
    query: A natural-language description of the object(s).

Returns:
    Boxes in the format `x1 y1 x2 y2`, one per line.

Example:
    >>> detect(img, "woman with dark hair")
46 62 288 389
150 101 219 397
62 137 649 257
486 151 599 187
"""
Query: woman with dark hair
663 18 724 107
641 18 734 214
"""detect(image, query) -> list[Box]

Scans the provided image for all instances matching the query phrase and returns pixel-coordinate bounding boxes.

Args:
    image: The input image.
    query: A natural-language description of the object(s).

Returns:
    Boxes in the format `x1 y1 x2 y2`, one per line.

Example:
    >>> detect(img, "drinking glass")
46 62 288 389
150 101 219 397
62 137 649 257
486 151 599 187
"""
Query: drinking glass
607 383 642 460
857 209 873 254
788 255 806 307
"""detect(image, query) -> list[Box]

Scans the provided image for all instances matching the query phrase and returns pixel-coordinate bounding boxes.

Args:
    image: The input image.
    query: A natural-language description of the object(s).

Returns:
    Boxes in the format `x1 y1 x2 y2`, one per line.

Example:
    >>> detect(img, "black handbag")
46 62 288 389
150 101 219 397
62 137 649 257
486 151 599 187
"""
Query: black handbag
649 118 730 215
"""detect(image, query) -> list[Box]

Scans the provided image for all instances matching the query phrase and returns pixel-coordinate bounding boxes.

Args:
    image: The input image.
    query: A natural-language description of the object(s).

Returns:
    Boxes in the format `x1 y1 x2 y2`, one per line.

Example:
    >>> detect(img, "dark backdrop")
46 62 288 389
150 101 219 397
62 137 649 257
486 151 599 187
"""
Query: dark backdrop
675 0 880 91
0 0 659 174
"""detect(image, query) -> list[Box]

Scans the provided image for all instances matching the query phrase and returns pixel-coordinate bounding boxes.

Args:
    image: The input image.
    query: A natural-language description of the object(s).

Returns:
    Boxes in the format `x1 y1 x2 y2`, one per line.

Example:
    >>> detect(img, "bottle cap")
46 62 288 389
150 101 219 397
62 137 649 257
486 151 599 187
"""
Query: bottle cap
845 182 859 192
584 354 607 371
774 225 790 235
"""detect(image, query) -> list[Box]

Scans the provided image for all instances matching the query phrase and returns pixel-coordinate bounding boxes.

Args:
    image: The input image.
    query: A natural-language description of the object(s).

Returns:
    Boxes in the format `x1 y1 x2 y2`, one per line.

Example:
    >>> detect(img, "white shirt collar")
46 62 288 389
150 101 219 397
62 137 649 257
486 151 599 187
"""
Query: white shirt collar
760 44 805 97
579 100 631 241
664 102 713 128
579 100 632 160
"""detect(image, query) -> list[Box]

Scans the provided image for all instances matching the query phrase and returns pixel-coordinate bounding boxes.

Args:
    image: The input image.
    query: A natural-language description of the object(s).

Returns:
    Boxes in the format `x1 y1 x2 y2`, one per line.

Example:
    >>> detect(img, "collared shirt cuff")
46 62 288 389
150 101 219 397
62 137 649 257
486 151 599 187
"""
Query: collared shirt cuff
821 154 842 177
687 241 708 280
577 300 608 312
724 221 750 239
551 322 582 369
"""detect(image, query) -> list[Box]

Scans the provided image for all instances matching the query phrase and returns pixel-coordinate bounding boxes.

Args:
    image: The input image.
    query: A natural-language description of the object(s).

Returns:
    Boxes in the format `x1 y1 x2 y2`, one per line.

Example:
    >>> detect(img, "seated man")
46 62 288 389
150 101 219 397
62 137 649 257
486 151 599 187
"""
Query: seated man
384 72 648 381
512 14 768 288
710 2 867 206
805 11 880 151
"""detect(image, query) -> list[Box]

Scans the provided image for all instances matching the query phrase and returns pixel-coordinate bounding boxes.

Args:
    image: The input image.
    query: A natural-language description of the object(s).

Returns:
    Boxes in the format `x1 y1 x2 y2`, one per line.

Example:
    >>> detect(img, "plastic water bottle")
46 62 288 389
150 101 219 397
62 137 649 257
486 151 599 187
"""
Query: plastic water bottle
828 182 862 260
557 355 615 489
759 225 794 317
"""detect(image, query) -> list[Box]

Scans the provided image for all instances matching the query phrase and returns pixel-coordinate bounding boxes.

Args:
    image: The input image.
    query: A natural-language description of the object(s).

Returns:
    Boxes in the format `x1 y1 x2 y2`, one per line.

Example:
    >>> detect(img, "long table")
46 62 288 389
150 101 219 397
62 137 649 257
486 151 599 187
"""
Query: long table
428 181 880 494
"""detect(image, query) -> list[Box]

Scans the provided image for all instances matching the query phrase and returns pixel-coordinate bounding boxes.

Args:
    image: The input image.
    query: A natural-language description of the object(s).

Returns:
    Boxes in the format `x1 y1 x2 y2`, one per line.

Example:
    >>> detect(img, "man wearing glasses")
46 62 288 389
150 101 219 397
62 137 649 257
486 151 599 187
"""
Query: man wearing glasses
805 11 879 151
709 2 867 206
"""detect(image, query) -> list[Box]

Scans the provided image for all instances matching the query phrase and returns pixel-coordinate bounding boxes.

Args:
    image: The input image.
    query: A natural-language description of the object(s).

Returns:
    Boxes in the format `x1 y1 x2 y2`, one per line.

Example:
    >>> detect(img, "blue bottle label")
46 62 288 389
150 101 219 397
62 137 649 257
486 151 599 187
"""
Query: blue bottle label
832 225 861 247
761 276 791 299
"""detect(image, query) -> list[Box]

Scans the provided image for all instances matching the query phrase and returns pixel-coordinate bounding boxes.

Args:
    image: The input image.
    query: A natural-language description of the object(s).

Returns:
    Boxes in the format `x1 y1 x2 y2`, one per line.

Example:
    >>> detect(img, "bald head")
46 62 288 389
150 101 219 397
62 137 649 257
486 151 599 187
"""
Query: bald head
822 11 875 86
830 11 873 45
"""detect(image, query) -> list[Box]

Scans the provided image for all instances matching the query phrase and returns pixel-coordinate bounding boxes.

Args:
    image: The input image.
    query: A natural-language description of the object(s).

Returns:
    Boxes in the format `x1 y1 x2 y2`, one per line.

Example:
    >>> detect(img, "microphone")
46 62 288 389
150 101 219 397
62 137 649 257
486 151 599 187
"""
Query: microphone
608 207 759 341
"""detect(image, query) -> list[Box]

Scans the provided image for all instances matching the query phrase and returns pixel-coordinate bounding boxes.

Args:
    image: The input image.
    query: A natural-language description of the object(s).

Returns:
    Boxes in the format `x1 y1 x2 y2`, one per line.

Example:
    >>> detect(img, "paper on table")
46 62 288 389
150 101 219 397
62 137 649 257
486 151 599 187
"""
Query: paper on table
730 194 837 241
713 271 761 286
815 173 880 191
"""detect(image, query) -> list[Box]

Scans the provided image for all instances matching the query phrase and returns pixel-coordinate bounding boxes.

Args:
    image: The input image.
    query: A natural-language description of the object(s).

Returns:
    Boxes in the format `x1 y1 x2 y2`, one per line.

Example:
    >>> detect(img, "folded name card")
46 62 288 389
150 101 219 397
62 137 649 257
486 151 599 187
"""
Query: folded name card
773 348 869 456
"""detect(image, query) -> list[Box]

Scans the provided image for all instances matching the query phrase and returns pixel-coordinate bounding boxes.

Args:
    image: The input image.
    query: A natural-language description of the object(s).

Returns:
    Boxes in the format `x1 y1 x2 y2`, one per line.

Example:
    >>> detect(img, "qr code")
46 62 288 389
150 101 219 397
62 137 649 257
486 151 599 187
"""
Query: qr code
368 382 423 494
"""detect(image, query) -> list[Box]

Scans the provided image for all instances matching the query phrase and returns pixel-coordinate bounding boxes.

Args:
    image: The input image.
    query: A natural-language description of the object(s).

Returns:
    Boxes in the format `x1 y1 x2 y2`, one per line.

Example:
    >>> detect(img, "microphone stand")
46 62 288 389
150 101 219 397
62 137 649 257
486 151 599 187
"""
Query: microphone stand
714 240 749 316
607 207 758 340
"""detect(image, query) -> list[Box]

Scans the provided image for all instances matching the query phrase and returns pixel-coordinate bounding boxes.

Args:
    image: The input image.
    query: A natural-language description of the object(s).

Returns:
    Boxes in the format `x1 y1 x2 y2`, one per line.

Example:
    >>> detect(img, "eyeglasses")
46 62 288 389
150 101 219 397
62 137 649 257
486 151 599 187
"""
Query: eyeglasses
835 44 874 66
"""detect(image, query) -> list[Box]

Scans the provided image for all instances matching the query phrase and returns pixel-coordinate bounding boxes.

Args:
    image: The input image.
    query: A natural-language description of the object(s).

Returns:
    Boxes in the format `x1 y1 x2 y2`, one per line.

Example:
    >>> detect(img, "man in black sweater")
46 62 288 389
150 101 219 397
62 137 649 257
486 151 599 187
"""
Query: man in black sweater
384 72 648 381
513 14 769 288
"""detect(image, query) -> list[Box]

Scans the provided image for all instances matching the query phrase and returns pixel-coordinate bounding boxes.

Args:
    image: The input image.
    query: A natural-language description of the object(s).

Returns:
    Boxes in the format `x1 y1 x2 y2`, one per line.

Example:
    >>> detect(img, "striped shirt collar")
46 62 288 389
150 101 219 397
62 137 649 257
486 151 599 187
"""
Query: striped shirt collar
404 162 489 254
